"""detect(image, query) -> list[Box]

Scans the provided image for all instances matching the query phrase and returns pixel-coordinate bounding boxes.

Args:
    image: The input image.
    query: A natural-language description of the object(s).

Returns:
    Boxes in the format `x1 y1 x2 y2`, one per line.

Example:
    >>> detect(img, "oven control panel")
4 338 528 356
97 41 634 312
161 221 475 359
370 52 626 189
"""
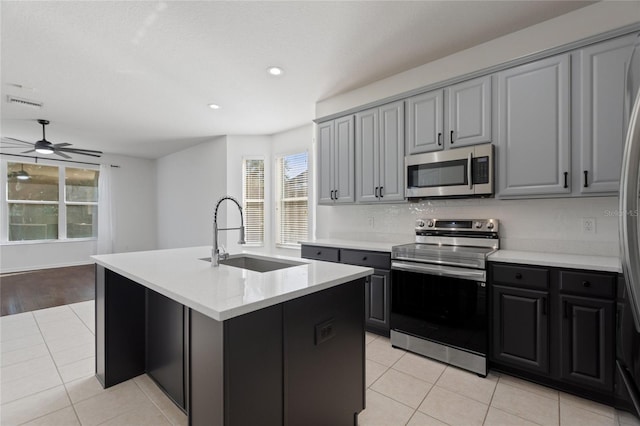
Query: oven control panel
416 218 499 233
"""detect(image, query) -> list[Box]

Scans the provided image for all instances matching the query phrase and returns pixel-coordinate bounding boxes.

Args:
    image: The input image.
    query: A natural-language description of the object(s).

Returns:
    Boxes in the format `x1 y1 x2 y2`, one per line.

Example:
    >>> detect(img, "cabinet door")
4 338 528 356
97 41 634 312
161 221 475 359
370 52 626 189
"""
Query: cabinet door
317 121 335 204
492 285 550 374
446 75 492 147
365 269 391 334
559 294 614 392
407 89 444 154
577 34 636 194
355 108 380 203
379 101 405 202
334 115 355 203
497 54 571 197
146 289 185 409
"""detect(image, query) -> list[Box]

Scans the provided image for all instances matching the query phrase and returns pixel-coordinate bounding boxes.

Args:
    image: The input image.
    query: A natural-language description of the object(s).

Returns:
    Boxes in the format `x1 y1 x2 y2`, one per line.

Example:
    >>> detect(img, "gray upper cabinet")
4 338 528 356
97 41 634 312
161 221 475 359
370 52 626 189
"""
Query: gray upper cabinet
407 89 444 154
497 54 571 197
355 101 405 203
407 75 492 155
575 34 636 195
317 116 355 205
446 75 492 148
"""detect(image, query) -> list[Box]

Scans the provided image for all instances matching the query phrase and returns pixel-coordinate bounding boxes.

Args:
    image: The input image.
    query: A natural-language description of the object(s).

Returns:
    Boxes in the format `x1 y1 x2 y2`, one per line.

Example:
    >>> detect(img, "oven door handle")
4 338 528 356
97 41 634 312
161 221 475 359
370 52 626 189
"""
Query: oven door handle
391 261 486 282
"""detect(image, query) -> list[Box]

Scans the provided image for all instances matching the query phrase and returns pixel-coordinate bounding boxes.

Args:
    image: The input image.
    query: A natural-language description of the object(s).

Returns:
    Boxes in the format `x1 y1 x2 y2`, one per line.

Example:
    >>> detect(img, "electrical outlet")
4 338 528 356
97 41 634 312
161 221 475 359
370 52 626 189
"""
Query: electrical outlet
367 217 375 229
582 217 596 235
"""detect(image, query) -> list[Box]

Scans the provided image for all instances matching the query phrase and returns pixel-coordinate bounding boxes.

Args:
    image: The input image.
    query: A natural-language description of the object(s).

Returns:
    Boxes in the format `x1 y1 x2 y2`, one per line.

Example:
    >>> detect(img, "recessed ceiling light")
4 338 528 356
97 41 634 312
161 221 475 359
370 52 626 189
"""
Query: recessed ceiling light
267 66 284 76
208 103 221 110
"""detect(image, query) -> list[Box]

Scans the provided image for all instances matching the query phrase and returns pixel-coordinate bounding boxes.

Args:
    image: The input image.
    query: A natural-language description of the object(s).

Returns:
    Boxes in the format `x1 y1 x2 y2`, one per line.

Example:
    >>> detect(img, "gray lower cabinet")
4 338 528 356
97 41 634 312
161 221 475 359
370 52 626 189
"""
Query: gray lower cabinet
491 264 550 375
365 269 391 333
318 116 355 204
302 244 391 336
490 262 617 402
575 33 637 194
355 101 405 203
496 53 571 197
146 290 186 410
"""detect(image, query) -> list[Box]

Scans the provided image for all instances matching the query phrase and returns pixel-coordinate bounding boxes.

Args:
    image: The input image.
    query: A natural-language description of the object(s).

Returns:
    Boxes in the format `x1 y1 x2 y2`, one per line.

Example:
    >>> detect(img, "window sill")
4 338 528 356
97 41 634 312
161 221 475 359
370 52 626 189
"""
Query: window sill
0 238 97 247
275 243 302 250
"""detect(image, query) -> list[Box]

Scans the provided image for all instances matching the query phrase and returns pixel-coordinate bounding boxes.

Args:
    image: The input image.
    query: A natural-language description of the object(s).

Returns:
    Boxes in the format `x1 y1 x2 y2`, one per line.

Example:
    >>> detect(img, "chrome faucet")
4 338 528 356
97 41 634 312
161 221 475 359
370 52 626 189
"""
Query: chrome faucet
212 196 246 267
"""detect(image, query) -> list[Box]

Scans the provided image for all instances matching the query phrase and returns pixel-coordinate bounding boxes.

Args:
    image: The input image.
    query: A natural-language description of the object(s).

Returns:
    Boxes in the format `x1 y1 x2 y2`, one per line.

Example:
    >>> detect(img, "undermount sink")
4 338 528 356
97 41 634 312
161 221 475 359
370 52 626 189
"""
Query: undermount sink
201 254 305 273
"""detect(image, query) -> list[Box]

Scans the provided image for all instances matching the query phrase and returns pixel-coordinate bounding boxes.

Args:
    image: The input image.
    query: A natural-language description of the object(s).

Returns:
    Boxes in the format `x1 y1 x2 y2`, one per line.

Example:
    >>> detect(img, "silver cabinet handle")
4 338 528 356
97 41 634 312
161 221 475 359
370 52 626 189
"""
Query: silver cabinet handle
468 152 473 189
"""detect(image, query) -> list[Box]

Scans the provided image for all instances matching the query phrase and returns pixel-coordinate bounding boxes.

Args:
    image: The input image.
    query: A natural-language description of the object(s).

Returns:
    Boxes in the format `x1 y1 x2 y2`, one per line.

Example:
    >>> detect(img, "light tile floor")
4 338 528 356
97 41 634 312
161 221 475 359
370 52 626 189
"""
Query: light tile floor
2 302 640 426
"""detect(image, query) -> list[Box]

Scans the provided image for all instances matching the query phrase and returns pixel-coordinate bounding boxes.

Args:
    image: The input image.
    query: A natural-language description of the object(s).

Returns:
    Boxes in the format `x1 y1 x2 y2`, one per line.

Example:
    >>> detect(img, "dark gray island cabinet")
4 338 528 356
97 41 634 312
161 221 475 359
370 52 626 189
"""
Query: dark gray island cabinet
93 247 371 426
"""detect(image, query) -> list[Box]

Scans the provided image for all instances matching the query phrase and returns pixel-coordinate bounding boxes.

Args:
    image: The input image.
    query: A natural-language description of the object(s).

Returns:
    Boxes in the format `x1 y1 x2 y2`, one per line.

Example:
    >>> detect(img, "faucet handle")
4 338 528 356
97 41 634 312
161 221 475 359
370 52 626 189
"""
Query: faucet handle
218 244 229 260
238 226 246 245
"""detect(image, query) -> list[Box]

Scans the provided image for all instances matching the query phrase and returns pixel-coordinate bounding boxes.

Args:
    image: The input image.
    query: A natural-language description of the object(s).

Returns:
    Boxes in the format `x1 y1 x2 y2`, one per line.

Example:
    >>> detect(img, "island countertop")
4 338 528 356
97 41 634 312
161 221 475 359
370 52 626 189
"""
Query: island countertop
92 246 373 321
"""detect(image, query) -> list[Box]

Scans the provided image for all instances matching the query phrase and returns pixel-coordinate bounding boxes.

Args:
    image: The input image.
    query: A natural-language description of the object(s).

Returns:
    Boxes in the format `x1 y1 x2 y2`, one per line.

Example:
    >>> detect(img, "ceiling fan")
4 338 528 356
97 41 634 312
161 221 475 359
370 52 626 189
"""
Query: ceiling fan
1 119 103 159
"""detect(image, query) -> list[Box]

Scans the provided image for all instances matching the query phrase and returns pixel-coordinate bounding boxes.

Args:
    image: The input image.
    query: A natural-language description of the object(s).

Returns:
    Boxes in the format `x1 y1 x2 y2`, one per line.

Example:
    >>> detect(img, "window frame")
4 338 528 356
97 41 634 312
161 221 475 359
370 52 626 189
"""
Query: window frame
241 156 265 247
274 150 309 249
1 158 100 244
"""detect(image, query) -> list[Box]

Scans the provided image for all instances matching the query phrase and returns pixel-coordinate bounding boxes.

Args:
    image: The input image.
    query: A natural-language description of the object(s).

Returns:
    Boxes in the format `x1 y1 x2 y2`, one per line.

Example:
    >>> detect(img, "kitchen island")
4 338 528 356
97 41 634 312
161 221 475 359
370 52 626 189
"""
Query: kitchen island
92 246 372 426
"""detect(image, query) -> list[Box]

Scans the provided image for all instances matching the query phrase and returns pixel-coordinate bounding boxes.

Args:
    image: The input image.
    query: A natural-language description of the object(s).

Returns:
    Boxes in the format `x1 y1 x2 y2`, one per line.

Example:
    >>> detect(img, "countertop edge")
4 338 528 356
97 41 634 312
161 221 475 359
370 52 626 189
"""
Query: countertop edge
488 250 622 273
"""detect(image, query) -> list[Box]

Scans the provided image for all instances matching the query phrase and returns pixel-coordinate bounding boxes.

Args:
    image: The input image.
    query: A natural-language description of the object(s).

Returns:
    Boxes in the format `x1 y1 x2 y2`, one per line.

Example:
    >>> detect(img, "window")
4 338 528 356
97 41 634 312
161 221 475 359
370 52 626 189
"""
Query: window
275 152 308 247
4 161 99 242
242 158 264 246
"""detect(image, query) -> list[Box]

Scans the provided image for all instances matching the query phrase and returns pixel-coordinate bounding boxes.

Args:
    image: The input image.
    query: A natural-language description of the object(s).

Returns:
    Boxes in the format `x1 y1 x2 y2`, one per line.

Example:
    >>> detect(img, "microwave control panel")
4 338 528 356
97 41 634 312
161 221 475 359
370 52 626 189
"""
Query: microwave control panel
472 157 490 184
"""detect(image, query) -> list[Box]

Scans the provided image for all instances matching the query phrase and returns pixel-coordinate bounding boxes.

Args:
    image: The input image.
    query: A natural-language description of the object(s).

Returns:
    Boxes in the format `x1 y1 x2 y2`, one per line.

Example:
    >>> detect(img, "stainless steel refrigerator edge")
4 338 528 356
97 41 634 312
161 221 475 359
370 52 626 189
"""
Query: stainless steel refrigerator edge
618 31 640 417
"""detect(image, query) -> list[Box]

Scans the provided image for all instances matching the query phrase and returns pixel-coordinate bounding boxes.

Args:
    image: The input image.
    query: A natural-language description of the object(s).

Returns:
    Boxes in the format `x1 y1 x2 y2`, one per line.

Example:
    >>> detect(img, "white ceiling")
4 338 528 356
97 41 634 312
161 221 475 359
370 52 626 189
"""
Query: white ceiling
0 1 594 160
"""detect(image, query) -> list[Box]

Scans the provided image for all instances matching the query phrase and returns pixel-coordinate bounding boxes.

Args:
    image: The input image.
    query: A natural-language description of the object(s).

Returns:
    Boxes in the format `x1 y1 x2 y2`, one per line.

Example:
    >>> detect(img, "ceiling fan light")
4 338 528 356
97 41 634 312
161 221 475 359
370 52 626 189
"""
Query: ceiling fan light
34 140 53 154
16 170 30 180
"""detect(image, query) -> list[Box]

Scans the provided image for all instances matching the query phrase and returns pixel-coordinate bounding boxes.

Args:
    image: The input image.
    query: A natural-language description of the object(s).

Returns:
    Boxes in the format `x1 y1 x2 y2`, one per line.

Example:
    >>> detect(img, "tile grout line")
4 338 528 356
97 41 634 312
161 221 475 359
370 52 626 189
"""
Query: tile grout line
132 377 179 425
481 373 500 426
489 377 551 426
20 308 84 426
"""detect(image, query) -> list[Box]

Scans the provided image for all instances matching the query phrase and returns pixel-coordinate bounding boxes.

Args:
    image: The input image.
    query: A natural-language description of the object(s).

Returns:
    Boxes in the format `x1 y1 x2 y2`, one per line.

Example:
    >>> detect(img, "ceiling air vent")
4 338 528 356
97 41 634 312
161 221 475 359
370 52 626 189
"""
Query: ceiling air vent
6 95 43 108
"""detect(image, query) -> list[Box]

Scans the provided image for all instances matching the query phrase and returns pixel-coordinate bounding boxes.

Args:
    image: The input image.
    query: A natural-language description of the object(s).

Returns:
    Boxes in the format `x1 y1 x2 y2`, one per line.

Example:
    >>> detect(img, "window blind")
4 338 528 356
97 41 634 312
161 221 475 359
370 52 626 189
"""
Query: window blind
276 152 308 246
243 159 264 245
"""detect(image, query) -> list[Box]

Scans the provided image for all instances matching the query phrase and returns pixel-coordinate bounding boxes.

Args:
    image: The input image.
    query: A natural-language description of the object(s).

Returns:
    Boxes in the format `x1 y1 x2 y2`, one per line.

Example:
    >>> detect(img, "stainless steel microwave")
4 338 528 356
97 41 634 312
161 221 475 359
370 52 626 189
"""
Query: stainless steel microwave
405 143 493 198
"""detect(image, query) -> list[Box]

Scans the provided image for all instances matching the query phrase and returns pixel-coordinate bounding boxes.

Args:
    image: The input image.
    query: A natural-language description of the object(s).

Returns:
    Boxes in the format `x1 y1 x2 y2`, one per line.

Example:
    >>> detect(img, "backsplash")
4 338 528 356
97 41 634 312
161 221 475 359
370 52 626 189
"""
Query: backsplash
316 196 620 256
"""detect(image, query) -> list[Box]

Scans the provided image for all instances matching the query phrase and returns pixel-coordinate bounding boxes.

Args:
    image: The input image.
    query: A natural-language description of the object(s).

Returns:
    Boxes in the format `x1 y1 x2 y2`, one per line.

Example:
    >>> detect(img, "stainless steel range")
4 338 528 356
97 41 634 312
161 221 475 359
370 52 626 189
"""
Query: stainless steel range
390 218 499 376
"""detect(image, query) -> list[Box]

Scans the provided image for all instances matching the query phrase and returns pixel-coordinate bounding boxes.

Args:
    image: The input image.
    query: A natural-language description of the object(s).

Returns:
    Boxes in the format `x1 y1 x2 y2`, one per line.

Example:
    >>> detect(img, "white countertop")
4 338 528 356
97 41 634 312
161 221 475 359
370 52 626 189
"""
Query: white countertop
92 246 372 321
300 238 410 253
488 250 622 273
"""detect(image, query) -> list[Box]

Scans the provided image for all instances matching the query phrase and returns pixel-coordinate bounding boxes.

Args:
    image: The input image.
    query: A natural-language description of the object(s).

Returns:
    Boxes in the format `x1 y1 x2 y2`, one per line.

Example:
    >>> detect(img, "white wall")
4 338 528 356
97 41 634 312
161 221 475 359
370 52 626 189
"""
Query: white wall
0 153 158 272
156 137 227 250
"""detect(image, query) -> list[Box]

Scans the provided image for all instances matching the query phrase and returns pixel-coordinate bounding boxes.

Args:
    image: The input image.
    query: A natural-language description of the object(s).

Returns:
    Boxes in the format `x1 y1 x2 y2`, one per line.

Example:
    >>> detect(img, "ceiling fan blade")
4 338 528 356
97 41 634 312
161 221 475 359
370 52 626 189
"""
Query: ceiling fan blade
56 148 102 158
2 137 34 146
57 147 103 155
54 151 72 159
22 149 36 154
53 143 72 148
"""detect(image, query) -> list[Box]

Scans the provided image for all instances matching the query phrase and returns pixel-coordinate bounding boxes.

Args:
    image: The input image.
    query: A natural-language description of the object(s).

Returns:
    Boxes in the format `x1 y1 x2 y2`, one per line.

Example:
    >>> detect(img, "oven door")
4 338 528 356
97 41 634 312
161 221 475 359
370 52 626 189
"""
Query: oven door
390 261 487 356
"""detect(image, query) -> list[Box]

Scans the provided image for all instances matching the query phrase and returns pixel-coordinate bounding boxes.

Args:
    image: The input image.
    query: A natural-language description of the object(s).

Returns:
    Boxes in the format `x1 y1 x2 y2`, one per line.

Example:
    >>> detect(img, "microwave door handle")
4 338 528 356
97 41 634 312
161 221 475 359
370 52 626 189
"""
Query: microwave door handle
468 152 473 189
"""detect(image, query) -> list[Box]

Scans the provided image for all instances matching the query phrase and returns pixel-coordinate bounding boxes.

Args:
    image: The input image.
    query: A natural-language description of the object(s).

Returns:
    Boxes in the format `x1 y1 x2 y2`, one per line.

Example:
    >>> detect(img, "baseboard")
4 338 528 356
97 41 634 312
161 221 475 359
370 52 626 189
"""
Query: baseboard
0 261 95 275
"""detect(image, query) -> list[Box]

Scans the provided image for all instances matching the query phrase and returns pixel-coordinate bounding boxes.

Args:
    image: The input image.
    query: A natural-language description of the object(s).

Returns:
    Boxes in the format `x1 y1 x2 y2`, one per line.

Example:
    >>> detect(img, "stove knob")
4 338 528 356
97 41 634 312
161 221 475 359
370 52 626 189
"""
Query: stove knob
475 222 483 229
427 220 434 227
487 223 495 230
417 220 425 228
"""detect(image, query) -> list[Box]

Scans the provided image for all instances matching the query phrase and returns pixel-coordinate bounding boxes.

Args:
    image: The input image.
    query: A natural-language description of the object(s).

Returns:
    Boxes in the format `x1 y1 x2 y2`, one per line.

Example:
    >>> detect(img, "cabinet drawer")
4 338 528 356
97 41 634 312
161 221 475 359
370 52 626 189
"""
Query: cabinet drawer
301 245 340 263
340 249 391 269
559 270 615 298
492 264 549 290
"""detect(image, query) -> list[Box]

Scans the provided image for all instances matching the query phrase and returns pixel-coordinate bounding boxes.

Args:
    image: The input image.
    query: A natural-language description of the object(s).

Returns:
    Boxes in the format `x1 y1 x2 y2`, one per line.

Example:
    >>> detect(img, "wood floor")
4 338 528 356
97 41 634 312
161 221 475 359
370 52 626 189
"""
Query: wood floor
0 264 95 316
